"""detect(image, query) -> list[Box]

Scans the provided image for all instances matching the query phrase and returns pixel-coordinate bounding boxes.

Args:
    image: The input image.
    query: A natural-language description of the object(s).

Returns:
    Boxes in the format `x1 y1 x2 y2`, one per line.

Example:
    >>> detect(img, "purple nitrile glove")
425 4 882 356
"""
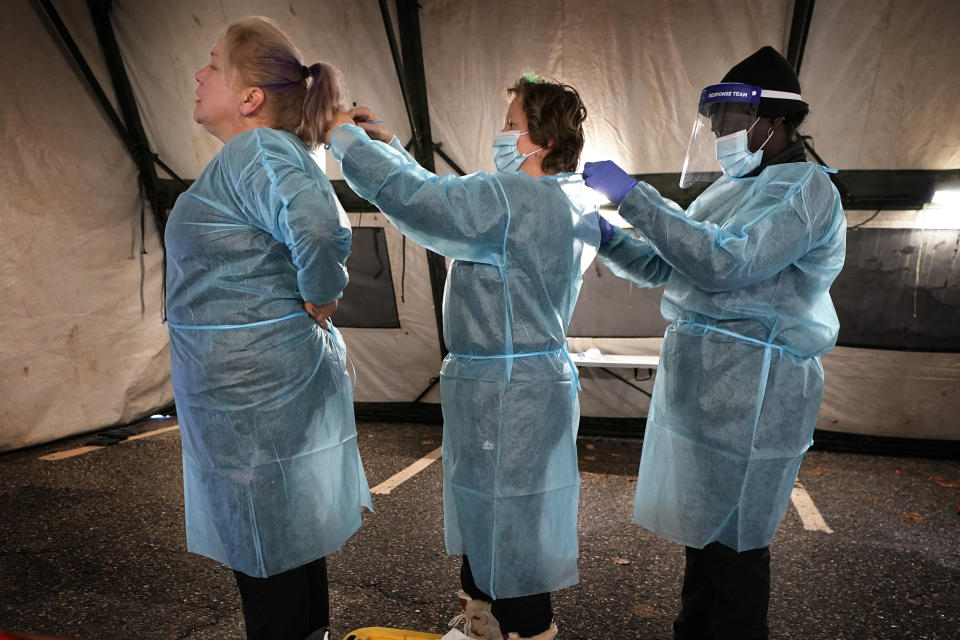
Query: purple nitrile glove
598 215 616 245
583 160 638 205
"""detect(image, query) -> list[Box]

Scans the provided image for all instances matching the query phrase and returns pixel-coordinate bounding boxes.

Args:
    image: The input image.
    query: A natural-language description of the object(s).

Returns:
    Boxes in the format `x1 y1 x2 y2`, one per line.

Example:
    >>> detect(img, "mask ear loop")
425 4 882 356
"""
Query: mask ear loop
521 132 546 159
758 127 775 151
523 146 545 158
746 116 776 151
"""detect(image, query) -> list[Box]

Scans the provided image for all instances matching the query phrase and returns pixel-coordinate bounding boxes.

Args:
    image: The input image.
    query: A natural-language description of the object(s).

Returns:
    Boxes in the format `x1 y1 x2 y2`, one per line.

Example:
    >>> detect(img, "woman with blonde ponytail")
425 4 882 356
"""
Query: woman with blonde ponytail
165 16 371 640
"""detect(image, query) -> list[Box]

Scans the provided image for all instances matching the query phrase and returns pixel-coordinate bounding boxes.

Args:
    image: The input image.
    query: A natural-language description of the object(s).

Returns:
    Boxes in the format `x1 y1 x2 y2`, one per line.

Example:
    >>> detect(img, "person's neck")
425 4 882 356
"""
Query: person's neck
761 138 806 167
520 159 546 178
215 116 269 144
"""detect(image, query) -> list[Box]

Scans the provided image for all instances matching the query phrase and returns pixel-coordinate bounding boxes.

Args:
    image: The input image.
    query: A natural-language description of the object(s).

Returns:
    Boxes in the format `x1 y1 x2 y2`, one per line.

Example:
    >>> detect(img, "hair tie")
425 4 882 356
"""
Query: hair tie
301 64 310 79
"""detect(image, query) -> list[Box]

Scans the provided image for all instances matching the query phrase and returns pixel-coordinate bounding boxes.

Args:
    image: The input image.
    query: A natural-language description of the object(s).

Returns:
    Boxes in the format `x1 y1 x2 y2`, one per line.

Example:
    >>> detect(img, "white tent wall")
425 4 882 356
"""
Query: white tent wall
820 209 960 441
3 0 959 451
802 0 960 170
342 213 443 404
820 347 960 439
0 1 170 451
420 0 793 175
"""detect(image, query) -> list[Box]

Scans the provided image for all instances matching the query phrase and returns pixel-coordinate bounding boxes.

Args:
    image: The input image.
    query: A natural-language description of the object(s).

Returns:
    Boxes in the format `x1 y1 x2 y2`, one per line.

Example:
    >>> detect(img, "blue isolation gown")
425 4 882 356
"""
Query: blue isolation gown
165 127 371 578
599 162 846 551
330 124 599 598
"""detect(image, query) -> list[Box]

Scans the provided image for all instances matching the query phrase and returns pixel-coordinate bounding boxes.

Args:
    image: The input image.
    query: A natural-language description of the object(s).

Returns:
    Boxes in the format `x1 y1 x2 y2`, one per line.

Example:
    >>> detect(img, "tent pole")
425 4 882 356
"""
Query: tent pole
86 0 172 244
377 0 421 149
34 0 135 160
786 0 815 75
36 0 182 315
434 143 467 177
86 0 184 317
396 0 436 169
393 0 449 361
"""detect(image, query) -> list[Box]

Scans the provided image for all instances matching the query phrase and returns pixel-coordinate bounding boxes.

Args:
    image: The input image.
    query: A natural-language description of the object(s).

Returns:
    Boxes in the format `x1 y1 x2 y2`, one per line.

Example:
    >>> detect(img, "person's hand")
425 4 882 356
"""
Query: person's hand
583 160 638 205
598 215 617 245
304 300 338 329
350 106 392 143
324 110 355 145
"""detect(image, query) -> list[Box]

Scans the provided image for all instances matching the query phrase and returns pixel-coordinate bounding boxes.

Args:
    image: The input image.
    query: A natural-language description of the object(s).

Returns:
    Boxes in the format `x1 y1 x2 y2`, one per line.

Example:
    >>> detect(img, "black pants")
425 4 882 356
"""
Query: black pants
460 555 552 637
673 543 770 640
234 557 329 640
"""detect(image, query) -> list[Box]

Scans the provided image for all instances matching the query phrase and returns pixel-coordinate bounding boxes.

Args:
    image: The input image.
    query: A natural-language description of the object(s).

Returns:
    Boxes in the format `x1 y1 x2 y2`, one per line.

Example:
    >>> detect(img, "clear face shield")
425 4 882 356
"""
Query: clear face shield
679 83 762 188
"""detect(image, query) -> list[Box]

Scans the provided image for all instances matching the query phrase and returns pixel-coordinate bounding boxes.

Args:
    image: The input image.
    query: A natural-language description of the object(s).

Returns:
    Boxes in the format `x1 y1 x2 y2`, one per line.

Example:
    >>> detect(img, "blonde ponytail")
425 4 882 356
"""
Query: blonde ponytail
298 62 349 149
222 16 348 149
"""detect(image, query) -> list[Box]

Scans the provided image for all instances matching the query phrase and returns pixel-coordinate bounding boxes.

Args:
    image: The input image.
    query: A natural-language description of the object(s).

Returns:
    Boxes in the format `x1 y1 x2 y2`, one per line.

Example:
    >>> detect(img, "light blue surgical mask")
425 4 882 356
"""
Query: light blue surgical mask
715 119 773 178
492 130 543 172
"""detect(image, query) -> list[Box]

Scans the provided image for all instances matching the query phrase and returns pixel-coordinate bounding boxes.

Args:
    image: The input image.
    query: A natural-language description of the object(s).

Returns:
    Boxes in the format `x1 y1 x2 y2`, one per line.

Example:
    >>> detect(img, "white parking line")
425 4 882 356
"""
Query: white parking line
126 425 180 441
38 425 180 461
791 481 834 533
371 447 442 495
38 445 105 461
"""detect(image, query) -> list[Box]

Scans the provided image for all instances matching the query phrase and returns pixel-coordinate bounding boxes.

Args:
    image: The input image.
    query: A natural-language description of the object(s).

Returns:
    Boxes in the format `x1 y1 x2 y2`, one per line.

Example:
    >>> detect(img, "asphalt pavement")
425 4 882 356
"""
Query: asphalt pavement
1 418 957 639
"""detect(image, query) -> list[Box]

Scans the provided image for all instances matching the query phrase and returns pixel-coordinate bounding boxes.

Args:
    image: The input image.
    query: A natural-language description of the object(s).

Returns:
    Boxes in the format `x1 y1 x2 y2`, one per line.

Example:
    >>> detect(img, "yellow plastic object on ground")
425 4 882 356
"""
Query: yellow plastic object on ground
343 628 443 640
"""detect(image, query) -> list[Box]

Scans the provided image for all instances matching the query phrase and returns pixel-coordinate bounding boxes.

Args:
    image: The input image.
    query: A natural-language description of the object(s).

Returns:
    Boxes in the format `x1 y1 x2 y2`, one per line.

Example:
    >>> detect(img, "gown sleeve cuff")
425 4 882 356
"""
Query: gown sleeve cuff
329 123 369 162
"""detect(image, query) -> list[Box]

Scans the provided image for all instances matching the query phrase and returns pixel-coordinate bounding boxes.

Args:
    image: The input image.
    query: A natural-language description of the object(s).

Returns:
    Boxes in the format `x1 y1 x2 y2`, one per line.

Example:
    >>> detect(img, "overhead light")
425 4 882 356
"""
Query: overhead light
918 189 960 230
931 189 960 208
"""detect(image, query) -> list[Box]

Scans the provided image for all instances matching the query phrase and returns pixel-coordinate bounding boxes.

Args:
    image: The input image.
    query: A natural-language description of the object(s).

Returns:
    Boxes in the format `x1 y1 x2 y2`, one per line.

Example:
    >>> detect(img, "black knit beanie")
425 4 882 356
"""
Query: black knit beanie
721 46 809 117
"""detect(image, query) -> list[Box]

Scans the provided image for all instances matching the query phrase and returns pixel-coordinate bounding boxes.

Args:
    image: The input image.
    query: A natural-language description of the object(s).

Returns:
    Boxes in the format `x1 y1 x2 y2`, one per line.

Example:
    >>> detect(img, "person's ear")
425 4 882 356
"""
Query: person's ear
759 117 779 139
534 140 554 158
239 87 264 116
